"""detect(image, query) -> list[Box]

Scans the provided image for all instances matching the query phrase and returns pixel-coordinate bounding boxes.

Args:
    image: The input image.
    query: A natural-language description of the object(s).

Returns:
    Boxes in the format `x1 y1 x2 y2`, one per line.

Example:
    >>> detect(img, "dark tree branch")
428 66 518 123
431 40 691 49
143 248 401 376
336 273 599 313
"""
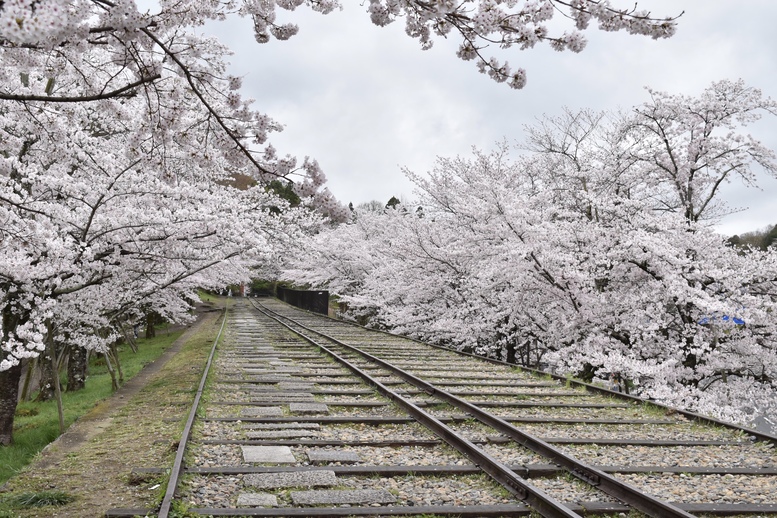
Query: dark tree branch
0 74 160 102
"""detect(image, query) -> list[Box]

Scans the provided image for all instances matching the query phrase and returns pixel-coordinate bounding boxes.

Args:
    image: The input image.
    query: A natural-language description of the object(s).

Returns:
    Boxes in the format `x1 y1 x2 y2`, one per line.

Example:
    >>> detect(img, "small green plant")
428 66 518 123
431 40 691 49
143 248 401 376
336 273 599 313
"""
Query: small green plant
13 408 38 418
0 490 75 509
492 482 514 500
425 402 452 411
168 499 200 518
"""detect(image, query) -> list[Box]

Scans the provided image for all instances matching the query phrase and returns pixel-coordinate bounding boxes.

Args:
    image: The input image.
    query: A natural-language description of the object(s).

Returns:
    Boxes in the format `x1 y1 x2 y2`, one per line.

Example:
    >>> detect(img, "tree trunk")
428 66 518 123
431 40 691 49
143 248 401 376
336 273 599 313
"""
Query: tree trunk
145 312 157 339
104 352 119 391
505 340 517 364
0 364 23 445
50 348 66 434
111 343 124 385
67 345 87 392
20 357 36 402
34 344 56 402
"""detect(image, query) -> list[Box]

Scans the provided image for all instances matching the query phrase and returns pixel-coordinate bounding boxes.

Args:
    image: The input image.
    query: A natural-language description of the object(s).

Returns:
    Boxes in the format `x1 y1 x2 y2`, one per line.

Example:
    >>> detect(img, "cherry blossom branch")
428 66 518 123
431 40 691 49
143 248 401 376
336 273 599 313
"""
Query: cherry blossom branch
138 28 279 180
0 74 160 102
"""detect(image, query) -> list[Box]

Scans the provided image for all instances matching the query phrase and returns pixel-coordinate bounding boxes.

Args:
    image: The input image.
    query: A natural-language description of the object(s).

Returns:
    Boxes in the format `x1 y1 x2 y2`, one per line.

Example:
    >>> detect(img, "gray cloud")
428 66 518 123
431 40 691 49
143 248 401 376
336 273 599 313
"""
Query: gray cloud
208 1 777 235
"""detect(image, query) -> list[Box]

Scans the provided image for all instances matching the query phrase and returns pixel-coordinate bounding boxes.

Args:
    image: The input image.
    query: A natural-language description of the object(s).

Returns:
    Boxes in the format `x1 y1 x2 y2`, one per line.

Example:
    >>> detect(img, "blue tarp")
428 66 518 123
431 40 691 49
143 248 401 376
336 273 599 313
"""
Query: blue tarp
698 314 745 325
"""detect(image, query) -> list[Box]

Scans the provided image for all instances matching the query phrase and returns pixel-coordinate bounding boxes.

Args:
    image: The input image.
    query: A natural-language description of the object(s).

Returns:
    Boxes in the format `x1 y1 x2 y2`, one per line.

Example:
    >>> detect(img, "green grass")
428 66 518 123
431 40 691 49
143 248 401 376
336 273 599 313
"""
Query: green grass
0 490 76 517
0 331 183 485
196 289 220 304
0 490 75 508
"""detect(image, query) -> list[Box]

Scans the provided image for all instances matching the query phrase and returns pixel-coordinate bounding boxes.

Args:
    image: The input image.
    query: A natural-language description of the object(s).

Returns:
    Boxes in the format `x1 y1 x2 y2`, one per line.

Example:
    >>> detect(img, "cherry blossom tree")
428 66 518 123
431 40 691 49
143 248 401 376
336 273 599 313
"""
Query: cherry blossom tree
0 1 680 100
366 0 679 88
0 148 314 443
622 79 777 224
286 81 777 425
1 0 681 444
0 79 322 444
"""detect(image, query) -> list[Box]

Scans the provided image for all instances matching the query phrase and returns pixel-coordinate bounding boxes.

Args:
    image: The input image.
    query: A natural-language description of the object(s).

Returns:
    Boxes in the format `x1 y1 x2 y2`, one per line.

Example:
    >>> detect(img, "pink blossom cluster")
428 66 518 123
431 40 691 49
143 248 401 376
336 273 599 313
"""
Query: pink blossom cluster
100 0 145 32
577 1 676 38
0 0 82 47
362 0 678 88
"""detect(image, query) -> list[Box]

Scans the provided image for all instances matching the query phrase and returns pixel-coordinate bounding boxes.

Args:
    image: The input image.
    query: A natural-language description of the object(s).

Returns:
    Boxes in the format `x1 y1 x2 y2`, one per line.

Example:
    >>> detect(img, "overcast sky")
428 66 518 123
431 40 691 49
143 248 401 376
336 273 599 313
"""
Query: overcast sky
204 1 776 236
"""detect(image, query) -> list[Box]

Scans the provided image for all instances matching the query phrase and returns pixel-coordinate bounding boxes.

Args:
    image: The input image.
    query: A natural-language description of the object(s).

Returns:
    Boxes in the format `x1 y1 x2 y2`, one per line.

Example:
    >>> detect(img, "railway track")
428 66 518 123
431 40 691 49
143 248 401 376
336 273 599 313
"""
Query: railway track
108 298 777 517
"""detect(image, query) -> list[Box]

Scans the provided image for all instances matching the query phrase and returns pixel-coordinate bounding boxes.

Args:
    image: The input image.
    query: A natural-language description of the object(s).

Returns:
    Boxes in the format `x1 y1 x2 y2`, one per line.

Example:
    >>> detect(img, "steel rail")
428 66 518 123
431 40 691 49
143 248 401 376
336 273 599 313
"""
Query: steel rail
157 305 229 518
309 298 777 445
250 300 584 518
254 300 698 518
450 348 777 444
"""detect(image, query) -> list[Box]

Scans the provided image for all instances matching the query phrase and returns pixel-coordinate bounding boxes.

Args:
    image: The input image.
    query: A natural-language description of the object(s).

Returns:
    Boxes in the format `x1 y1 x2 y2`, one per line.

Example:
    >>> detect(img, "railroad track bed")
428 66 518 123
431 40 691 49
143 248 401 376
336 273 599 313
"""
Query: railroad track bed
236 299 777 517
109 299 777 517
178 308 537 515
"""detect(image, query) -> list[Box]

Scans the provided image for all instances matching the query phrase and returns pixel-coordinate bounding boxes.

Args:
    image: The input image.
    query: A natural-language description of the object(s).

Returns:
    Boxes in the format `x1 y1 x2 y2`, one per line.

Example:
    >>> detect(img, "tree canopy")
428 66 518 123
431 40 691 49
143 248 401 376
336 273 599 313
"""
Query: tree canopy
284 80 777 425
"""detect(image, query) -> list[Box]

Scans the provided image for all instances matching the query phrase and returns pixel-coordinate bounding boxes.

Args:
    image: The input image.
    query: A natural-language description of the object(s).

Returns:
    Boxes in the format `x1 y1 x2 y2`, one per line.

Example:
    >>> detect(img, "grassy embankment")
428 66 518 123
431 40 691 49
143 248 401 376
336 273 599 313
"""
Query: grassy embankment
0 328 184 485
0 301 226 517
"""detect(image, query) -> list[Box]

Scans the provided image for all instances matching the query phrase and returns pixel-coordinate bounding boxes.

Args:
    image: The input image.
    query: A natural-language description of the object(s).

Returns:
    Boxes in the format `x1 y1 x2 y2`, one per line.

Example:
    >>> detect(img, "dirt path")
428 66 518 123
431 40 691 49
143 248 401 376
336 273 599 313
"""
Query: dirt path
38 312 214 469
2 304 226 517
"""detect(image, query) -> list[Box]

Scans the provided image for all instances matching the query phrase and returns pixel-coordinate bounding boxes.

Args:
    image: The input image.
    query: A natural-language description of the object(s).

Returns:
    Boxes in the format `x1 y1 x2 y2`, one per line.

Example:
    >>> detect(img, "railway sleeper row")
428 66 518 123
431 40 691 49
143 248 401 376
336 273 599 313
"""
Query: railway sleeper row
245 299 777 517
107 299 777 517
